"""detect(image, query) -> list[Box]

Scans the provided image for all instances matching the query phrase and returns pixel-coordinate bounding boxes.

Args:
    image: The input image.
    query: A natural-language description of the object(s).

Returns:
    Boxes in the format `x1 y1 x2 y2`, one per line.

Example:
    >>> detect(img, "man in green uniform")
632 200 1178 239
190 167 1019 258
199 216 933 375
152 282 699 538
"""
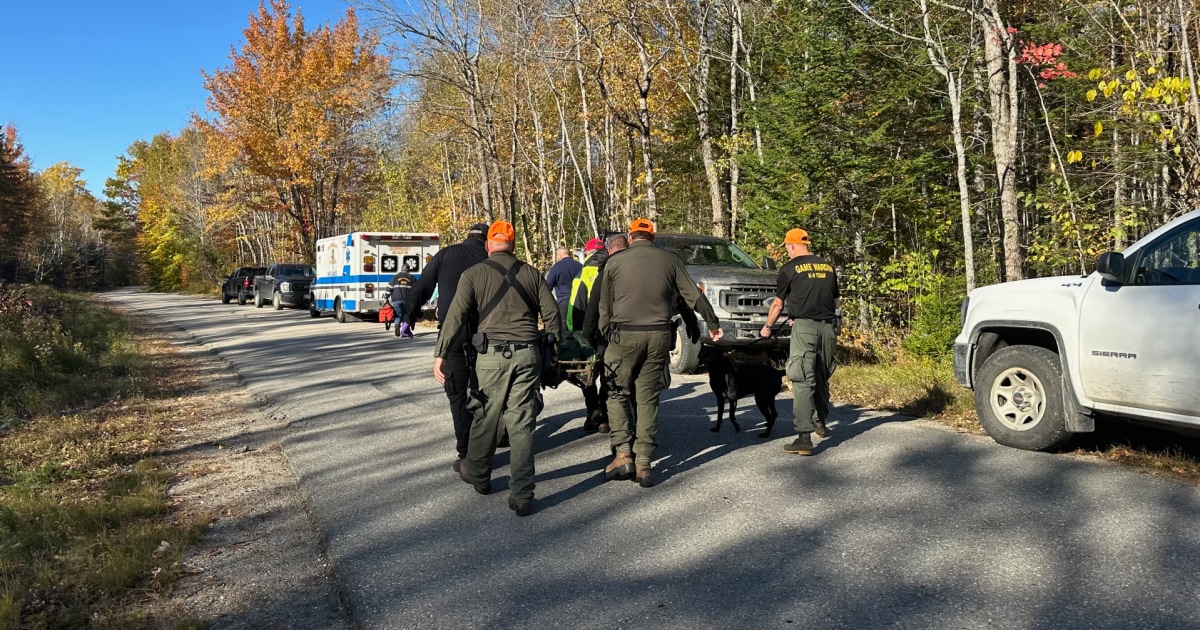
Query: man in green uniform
599 218 722 487
434 220 561 516
760 228 840 456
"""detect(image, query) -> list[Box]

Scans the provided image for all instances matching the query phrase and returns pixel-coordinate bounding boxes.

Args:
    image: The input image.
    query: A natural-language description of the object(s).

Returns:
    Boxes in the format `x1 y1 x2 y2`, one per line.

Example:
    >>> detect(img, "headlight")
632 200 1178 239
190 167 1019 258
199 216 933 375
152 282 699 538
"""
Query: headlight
960 296 970 325
280 282 291 292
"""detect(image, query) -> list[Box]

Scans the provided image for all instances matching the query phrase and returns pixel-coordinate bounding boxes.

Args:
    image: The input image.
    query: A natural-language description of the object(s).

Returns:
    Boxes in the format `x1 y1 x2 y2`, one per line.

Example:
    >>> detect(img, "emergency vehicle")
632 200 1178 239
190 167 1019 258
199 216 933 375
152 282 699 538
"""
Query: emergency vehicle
312 232 440 322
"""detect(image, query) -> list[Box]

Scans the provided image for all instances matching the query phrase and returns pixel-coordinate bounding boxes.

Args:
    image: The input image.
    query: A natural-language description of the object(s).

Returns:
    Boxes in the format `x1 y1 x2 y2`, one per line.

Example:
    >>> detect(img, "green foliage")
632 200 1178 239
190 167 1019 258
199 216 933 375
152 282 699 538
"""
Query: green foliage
902 284 964 361
0 284 141 424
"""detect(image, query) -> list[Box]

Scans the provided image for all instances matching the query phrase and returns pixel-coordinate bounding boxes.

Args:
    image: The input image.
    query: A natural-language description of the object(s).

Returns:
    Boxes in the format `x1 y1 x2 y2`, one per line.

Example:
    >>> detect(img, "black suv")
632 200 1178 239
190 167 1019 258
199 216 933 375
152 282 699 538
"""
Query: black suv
253 263 315 310
221 266 266 305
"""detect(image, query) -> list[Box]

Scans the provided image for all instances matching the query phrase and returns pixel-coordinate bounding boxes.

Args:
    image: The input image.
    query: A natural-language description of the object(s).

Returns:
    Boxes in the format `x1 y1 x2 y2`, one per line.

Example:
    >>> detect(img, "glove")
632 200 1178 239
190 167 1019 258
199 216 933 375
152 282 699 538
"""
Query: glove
685 318 701 344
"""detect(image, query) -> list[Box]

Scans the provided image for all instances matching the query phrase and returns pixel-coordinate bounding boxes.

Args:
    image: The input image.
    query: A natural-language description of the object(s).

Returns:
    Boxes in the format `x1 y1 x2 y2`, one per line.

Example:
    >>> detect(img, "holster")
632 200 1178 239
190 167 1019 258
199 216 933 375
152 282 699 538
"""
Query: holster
471 331 489 355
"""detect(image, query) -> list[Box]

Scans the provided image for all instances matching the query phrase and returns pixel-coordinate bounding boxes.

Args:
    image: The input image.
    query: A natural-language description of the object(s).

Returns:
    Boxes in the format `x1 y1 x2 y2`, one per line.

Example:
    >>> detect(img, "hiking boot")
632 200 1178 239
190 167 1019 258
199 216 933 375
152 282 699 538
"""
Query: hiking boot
813 420 828 438
452 458 464 474
597 422 610 434
784 433 814 455
604 451 635 481
583 409 603 433
635 464 654 488
507 494 533 517
459 461 490 495
399 322 414 338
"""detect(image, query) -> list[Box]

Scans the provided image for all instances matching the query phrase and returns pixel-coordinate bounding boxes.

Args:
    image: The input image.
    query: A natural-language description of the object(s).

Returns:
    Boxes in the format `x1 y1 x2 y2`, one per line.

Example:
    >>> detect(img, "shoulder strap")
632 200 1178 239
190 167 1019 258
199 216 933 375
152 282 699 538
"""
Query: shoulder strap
478 259 539 326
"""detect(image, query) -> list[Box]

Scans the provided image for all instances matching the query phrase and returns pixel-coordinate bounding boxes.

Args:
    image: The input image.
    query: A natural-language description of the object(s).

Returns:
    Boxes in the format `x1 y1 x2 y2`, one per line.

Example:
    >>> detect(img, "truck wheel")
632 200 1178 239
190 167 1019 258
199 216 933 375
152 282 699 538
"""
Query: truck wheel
254 291 264 308
309 301 321 318
669 324 702 374
222 292 231 304
974 345 1071 452
237 291 247 306
335 298 348 323
272 291 283 311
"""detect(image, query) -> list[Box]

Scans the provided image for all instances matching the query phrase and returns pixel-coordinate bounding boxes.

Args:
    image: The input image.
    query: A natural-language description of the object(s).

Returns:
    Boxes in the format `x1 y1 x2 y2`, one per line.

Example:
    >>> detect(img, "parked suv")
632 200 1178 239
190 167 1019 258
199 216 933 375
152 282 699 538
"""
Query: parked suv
651 233 790 373
221 266 266 305
254 263 316 310
954 209 1200 451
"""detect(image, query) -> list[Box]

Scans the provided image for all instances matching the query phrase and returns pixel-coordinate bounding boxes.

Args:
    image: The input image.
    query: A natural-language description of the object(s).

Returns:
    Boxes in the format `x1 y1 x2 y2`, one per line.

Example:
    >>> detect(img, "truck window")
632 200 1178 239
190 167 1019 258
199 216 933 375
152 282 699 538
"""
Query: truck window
1131 222 1200 285
277 265 315 277
654 236 759 269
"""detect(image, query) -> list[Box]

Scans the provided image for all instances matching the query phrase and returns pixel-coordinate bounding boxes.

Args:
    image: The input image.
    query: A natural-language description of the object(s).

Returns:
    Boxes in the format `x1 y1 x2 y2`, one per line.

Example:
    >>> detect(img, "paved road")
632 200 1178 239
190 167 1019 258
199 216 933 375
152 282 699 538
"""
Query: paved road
106 289 1200 629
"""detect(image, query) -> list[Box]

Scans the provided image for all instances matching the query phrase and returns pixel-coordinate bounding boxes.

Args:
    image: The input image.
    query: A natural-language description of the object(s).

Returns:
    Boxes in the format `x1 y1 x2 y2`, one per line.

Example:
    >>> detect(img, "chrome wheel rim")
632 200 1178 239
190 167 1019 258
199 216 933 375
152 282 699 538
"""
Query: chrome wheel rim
989 366 1047 432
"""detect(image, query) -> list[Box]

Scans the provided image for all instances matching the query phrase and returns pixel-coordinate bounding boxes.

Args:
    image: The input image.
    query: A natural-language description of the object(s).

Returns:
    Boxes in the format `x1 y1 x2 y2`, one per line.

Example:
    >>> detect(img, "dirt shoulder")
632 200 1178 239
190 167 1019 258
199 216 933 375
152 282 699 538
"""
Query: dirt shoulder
124 315 352 629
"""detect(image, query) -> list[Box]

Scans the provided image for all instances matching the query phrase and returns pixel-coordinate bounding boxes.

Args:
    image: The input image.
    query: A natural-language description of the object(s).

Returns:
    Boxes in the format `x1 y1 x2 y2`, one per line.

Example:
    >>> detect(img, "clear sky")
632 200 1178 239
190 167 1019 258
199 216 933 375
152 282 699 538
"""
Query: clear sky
1 0 351 197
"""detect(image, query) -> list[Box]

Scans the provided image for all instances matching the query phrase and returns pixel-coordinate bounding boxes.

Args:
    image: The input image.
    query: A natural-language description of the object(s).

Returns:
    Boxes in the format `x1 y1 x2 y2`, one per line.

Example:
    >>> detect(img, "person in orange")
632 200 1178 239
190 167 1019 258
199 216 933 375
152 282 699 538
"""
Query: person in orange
760 228 840 455
434 220 561 516
598 218 722 487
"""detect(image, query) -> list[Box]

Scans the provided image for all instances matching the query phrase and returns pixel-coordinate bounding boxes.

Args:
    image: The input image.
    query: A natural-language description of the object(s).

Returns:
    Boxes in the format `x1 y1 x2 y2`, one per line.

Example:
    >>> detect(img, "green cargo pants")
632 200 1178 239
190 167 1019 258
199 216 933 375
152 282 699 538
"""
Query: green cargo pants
463 344 541 501
787 318 837 434
604 329 673 466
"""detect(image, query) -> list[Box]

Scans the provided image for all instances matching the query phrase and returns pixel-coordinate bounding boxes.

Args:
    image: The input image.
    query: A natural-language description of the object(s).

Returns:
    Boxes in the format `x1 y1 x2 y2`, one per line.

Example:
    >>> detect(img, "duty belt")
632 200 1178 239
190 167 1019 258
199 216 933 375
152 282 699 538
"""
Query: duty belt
611 323 674 332
490 340 535 358
793 317 835 324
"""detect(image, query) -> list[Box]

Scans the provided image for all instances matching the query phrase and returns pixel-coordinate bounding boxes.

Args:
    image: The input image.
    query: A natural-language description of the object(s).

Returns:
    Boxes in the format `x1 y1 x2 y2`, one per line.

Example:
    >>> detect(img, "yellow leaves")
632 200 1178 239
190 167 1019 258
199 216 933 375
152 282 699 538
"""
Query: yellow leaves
1147 66 1157 75
1094 121 1103 137
1086 89 1097 102
1125 69 1137 81
1088 68 1103 81
1066 150 1083 164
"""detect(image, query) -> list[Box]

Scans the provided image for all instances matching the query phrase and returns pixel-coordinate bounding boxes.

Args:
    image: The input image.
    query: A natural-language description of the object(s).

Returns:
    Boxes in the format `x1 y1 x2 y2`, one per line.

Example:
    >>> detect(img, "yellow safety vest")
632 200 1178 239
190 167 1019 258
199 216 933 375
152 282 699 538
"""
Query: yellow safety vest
566 258 602 331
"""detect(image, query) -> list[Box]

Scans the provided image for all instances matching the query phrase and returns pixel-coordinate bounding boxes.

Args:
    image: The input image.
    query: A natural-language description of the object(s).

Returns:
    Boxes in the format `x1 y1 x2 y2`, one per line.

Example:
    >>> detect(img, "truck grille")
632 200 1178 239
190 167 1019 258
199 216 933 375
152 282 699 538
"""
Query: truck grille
719 284 775 314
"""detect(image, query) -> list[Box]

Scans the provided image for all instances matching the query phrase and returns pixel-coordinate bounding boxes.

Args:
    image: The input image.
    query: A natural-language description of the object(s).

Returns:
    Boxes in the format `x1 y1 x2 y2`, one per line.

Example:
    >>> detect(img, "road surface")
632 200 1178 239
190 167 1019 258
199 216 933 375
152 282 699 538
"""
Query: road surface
105 289 1200 629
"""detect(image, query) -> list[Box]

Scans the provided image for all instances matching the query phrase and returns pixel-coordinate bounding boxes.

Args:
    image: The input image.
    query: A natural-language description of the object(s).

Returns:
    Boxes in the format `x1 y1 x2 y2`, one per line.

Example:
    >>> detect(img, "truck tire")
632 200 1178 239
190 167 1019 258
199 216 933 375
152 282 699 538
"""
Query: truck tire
254 290 264 308
222 292 231 304
237 291 247 306
272 290 283 311
335 298 348 323
974 344 1071 452
669 324 702 374
309 301 321 318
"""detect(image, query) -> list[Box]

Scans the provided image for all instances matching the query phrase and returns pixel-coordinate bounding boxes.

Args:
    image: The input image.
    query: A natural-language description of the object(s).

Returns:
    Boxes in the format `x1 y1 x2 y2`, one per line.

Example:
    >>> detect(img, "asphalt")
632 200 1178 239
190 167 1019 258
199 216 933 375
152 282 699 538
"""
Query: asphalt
104 288 1200 629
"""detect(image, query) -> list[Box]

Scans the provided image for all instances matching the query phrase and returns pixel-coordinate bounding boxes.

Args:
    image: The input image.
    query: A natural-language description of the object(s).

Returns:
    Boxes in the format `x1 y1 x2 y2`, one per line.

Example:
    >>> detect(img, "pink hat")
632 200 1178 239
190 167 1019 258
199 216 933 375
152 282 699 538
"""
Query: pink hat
585 238 605 252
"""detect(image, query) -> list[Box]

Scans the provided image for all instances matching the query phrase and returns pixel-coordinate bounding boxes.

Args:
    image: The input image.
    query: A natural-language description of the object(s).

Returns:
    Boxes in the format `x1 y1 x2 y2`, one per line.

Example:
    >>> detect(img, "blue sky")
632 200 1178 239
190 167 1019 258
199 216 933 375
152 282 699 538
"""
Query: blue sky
1 0 351 197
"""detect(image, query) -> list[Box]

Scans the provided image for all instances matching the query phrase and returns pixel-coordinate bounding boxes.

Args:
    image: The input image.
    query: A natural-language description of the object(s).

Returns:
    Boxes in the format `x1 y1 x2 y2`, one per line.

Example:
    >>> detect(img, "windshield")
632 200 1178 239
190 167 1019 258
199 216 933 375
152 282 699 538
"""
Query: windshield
654 236 759 269
278 265 315 277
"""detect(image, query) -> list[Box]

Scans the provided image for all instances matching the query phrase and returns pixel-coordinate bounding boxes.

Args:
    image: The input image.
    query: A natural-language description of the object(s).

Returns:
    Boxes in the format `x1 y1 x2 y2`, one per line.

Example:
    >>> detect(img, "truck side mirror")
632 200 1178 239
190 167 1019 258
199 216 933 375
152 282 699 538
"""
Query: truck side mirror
1096 251 1125 283
762 256 777 271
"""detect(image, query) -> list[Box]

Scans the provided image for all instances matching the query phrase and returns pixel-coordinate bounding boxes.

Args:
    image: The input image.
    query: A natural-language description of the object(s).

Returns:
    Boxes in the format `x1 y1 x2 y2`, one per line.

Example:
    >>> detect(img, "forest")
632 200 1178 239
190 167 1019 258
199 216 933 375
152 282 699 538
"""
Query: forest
3 0 1198 356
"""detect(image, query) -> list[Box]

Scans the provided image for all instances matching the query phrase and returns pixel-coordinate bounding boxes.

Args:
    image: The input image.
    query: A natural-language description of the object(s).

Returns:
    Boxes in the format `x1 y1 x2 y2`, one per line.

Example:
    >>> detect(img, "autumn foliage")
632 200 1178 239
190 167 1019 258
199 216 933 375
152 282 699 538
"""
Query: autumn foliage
201 0 392 258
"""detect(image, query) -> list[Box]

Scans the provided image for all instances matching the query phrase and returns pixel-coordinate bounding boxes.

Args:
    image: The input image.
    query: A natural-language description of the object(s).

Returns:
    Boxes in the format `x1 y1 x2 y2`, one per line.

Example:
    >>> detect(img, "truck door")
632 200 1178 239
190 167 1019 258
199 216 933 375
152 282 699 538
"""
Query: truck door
1077 218 1200 416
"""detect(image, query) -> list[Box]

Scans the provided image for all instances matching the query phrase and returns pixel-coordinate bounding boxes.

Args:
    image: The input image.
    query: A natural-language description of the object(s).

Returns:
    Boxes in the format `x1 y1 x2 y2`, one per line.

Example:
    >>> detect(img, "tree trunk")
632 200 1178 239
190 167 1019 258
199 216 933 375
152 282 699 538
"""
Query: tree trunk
978 0 1023 281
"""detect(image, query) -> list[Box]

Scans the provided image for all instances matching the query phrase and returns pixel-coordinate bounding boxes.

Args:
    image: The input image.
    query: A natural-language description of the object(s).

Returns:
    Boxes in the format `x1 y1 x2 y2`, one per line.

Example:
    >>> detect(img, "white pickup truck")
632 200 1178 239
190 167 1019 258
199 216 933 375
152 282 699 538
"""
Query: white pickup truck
954 209 1200 451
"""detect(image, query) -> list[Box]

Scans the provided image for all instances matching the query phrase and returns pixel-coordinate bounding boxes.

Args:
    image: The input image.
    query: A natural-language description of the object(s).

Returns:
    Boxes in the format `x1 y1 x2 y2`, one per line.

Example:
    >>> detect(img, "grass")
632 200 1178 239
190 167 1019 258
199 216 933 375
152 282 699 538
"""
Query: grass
830 355 979 434
0 284 207 628
830 347 1200 484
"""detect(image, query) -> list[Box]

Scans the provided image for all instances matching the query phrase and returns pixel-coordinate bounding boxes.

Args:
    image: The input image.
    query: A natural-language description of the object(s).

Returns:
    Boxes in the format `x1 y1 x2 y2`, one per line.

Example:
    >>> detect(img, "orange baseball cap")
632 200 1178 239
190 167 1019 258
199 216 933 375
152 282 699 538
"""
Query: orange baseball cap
784 228 811 244
629 217 655 234
488 220 515 243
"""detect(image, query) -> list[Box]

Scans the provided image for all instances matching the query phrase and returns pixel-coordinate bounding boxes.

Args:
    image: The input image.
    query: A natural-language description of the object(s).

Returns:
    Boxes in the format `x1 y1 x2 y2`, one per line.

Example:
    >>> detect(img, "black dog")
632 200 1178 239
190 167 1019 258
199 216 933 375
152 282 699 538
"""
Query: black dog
704 351 785 438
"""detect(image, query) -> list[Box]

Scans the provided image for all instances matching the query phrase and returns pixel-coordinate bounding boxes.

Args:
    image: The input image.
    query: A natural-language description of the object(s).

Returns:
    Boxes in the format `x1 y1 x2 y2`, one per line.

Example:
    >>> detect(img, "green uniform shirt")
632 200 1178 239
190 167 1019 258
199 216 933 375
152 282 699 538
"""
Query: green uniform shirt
599 239 720 332
435 252 562 358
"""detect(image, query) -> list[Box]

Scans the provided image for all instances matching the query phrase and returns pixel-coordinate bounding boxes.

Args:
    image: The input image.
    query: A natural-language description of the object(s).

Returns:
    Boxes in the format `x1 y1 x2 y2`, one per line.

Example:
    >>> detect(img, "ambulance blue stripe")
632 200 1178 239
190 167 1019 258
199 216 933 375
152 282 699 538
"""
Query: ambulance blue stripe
313 273 421 285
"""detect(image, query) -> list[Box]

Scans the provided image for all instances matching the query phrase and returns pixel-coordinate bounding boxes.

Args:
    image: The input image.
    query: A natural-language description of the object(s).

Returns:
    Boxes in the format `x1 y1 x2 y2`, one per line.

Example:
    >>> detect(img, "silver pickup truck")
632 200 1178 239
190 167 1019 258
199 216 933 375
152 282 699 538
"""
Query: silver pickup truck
652 233 790 373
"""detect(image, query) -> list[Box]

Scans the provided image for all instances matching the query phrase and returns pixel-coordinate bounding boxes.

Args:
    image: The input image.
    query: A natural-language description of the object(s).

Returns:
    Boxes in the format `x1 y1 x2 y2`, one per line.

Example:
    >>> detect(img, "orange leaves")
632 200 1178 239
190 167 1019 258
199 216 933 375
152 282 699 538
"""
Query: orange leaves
201 0 393 244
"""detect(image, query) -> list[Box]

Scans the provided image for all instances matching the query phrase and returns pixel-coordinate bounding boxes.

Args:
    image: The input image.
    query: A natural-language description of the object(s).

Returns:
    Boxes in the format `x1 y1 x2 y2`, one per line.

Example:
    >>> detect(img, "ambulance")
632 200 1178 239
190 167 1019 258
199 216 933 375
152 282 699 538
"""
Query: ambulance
311 232 440 322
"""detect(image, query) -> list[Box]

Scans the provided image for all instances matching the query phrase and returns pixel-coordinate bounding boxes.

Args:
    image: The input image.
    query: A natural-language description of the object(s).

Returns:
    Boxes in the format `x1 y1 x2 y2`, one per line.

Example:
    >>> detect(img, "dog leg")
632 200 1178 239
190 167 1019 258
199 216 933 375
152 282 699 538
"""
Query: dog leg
729 398 741 433
711 395 725 432
757 393 776 438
